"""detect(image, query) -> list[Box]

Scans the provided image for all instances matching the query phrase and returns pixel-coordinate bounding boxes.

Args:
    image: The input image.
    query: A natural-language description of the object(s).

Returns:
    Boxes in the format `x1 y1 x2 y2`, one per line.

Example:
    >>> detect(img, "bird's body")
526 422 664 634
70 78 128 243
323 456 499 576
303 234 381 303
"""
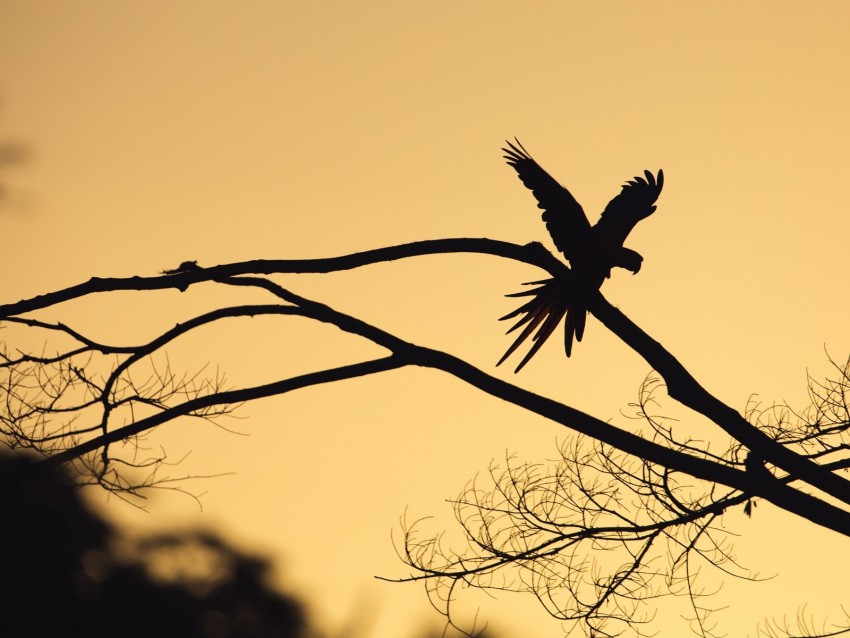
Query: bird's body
498 140 663 371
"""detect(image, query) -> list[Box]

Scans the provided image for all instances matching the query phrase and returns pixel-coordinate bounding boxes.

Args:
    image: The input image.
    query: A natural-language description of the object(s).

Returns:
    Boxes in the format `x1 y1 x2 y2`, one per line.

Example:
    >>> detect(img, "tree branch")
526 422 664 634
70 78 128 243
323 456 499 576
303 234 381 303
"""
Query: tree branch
7 237 850 534
38 355 407 469
0 238 562 318
589 292 850 508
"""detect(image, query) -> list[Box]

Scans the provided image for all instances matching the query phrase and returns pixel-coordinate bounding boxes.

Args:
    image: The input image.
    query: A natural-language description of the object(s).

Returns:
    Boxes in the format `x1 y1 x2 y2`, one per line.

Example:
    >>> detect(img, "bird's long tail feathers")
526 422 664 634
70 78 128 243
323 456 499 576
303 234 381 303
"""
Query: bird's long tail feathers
497 278 584 372
562 299 586 357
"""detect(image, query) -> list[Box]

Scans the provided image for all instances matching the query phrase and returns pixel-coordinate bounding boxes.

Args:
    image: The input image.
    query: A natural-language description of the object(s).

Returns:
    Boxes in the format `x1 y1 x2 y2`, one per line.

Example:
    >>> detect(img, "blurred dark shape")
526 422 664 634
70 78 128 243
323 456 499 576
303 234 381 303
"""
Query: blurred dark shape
0 141 27 166
0 140 27 203
0 453 307 638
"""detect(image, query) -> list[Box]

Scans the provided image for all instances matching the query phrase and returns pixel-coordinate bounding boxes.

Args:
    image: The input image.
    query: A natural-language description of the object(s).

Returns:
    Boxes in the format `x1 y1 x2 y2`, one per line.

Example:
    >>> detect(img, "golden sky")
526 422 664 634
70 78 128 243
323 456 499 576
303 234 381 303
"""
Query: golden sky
2 2 850 636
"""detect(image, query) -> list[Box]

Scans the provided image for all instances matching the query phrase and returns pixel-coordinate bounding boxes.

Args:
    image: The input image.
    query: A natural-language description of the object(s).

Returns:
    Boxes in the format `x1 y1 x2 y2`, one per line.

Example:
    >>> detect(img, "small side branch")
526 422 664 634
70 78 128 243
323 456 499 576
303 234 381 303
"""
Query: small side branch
39 355 407 469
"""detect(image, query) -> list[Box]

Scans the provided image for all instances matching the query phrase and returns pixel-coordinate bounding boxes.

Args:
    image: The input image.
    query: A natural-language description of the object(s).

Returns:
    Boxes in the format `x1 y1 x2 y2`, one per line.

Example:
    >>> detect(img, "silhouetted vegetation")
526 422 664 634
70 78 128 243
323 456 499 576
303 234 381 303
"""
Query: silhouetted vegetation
0 453 307 638
3 143 850 636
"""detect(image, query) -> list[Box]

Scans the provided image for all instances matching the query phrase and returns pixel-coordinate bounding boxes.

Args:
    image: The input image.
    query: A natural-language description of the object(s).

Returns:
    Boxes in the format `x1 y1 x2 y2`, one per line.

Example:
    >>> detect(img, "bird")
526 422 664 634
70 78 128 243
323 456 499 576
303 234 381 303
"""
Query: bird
497 139 663 371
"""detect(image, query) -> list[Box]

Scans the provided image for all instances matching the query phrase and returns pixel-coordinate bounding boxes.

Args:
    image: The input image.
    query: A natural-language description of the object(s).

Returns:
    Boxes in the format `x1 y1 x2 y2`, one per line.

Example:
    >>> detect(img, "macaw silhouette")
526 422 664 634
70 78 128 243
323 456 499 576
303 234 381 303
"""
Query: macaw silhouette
498 140 663 371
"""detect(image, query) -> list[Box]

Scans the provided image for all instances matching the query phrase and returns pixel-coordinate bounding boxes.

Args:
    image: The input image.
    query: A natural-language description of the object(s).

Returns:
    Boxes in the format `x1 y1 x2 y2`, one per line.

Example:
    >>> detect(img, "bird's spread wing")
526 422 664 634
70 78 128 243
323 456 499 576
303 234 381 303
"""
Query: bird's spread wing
503 140 591 262
594 169 664 248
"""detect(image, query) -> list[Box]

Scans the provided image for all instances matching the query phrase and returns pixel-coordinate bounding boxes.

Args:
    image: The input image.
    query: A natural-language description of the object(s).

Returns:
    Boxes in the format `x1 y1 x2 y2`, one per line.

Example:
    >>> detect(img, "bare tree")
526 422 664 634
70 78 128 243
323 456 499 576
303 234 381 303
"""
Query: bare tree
3 243 850 634
391 361 850 637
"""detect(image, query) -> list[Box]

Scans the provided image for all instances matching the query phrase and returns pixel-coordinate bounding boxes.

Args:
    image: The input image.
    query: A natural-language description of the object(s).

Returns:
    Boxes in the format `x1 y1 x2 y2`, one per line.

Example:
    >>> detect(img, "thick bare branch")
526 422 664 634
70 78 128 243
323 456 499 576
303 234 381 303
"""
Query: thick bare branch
588 292 850 510
4 239 850 534
0 239 562 319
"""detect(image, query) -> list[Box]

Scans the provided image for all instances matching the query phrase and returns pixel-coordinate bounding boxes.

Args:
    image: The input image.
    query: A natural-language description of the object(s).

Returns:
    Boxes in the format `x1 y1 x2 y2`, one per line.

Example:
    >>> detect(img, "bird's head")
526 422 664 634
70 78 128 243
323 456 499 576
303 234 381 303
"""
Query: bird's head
613 247 643 275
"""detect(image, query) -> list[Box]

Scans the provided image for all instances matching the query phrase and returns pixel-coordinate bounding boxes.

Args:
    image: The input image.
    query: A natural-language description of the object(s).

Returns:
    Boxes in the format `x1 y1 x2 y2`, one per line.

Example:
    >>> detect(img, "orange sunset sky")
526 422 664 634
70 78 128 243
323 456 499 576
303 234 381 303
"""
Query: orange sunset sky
2 2 850 636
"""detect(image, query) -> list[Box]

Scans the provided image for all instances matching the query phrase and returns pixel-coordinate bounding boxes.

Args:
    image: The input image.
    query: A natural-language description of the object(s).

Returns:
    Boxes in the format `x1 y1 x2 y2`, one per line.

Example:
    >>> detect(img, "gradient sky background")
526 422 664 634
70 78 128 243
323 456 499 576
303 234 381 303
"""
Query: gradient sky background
2 2 850 636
